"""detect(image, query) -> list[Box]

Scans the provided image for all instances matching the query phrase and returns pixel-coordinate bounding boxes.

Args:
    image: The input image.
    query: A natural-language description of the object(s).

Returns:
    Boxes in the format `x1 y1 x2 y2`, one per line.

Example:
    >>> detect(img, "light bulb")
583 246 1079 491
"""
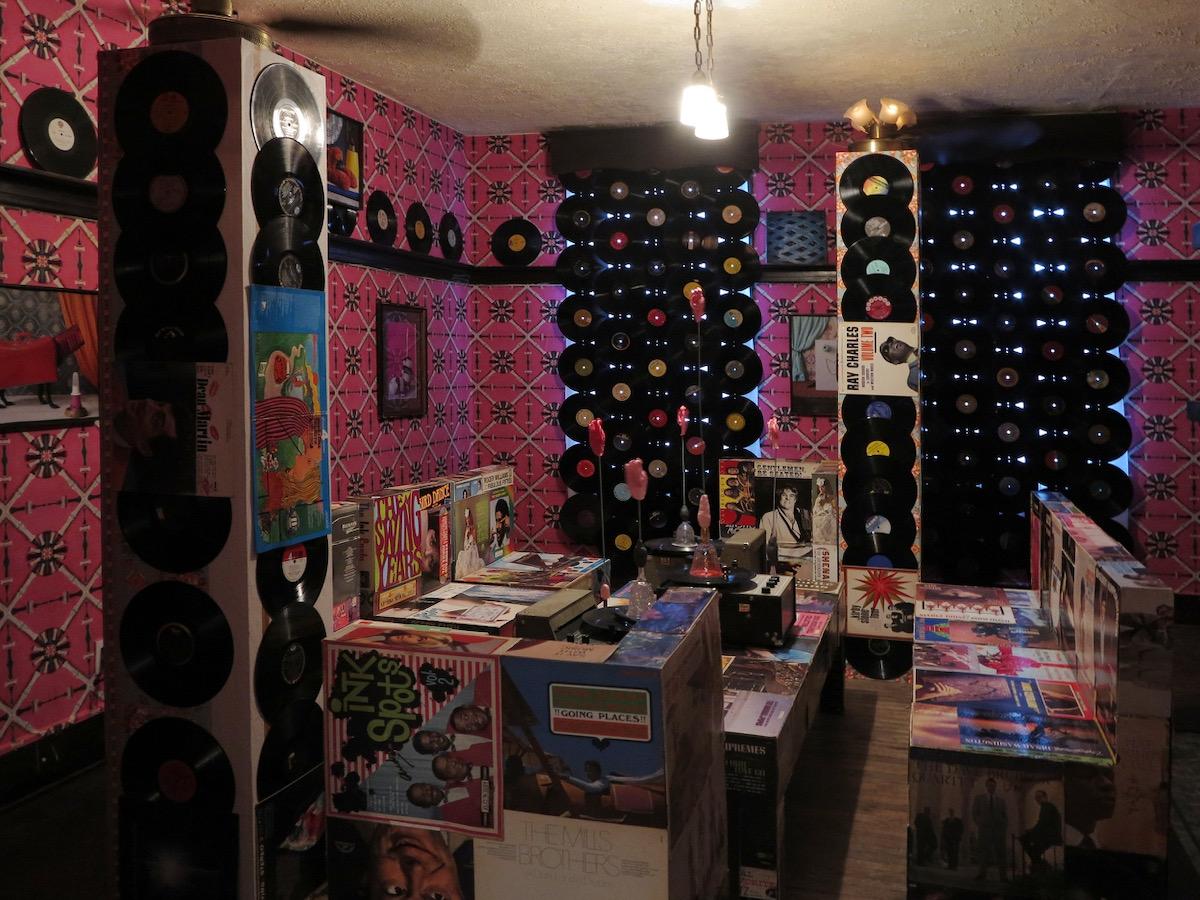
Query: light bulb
694 100 728 140
680 77 717 127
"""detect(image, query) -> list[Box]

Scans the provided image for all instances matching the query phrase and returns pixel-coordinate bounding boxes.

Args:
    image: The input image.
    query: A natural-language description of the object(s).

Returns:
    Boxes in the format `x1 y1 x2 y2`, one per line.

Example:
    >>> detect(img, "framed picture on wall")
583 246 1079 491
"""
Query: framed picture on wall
789 313 837 418
325 109 364 209
0 286 98 432
377 303 427 419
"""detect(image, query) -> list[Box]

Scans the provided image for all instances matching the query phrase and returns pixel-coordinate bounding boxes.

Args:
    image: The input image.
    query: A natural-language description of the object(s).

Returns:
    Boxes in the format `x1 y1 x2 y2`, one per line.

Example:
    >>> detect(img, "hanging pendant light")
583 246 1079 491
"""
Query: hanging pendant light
679 0 727 140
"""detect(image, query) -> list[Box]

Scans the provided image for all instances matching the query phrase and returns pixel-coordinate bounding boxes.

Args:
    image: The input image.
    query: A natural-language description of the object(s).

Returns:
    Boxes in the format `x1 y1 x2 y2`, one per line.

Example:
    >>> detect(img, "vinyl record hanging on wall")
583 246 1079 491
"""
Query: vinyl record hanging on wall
113 50 227 156
256 537 330 614
250 62 324 166
120 716 237 811
492 217 543 266
251 137 325 233
839 153 916 206
113 302 229 364
19 87 99 178
111 151 226 230
256 699 325 803
116 491 233 575
253 602 326 722
365 191 399 246
439 212 464 261
250 217 325 291
112 224 227 309
405 202 434 253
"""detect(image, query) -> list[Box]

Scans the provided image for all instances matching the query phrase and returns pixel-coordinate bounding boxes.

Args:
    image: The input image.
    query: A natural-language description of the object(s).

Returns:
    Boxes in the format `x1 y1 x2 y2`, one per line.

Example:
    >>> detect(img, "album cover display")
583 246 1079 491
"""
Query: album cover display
250 285 331 552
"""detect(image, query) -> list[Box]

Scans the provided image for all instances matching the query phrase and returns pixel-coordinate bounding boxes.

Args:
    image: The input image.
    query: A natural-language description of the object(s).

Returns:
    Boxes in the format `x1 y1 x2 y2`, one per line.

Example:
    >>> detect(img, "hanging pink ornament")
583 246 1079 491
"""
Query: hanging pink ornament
688 284 706 322
697 494 712 529
677 405 690 436
624 459 648 501
767 415 781 453
588 417 606 456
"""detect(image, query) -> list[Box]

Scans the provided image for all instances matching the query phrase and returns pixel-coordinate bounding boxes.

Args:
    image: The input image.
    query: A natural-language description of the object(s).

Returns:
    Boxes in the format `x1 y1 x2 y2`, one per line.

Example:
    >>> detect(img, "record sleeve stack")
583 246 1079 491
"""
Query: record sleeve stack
919 161 1132 585
834 150 922 679
554 168 763 585
98 38 331 900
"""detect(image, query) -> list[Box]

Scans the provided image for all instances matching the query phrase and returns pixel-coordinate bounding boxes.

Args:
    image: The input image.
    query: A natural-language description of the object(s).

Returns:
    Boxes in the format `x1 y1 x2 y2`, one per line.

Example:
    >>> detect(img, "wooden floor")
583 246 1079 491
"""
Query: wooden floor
782 678 912 900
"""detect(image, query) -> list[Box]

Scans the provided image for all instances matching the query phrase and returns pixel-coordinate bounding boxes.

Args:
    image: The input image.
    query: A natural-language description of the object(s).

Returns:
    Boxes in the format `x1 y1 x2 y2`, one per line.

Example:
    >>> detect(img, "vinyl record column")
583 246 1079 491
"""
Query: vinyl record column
834 150 922 678
97 36 331 900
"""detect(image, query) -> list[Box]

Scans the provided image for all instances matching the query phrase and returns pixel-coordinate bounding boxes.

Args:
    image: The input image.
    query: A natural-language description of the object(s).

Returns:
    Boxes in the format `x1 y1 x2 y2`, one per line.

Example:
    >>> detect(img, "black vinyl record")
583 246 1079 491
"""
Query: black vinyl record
1075 185 1128 238
112 151 226 230
251 137 325 233
713 188 760 239
19 87 98 178
113 224 227 309
839 154 915 207
557 342 599 391
365 191 398 245
713 293 763 343
257 699 325 802
556 246 602 288
841 274 918 323
714 242 762 289
840 393 917 433
559 442 600 493
842 536 919 570
116 490 232 574
841 418 917 472
557 392 600 442
844 636 913 680
120 581 234 708
1079 240 1128 295
250 62 324 166
715 397 764 448
114 50 227 157
256 537 329 615
842 492 918 549
1081 298 1131 350
1071 464 1134 520
1078 406 1133 460
254 602 326 723
114 302 228 363
556 296 600 342
556 195 600 242
841 453 919 510
492 217 543 265
560 492 602 544
1079 352 1132 405
439 212 464 261
250 217 325 291
840 235 917 286
715 344 764 394
840 196 916 248
328 204 357 237
121 716 236 811
405 202 434 253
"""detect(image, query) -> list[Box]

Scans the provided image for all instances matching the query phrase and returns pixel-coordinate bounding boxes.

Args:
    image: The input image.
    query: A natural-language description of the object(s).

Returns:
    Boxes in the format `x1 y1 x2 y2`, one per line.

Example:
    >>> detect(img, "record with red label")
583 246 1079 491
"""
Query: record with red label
841 274 918 323
256 536 329 614
560 491 603 545
113 50 227 156
120 716 236 811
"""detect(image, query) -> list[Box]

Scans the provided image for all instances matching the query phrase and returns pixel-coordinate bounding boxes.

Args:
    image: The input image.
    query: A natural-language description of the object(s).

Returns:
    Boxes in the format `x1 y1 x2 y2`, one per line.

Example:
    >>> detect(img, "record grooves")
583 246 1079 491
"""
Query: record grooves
116 490 232 574
845 636 913 680
251 137 324 233
254 601 326 722
250 217 325 291
121 716 236 811
366 191 398 245
114 50 227 156
257 699 325 802
120 581 234 708
256 537 330 615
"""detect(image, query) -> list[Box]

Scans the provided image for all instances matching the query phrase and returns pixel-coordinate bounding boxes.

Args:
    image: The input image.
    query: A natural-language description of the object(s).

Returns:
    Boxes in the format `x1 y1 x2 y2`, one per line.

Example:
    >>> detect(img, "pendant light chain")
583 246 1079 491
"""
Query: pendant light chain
705 0 714 87
693 0 704 75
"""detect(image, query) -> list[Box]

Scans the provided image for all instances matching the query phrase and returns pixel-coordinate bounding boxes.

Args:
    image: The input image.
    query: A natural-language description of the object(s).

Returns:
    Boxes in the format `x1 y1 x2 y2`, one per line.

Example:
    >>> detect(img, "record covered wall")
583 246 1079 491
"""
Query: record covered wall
1 0 1199 772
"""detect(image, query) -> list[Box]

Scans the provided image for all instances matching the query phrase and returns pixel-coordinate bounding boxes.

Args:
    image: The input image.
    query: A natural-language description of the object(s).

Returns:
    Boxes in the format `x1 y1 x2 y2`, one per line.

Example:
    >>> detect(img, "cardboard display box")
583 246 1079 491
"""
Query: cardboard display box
325 586 728 900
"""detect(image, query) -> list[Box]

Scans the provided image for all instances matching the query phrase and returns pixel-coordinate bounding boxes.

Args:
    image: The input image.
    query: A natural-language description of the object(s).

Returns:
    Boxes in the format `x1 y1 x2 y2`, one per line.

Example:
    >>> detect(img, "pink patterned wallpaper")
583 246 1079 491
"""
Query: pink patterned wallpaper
0 1 1196 758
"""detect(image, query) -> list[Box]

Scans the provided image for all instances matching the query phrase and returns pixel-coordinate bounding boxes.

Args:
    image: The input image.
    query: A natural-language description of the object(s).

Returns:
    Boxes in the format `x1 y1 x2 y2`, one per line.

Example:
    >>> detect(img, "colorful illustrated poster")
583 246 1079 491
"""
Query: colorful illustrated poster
250 285 331 551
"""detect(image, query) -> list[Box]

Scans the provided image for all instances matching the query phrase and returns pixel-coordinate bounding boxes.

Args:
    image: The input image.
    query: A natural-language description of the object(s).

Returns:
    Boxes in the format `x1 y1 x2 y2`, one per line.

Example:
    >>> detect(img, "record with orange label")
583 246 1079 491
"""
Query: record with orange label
405 202 434 253
492 217 543 265
113 50 227 156
839 153 915 207
121 716 236 811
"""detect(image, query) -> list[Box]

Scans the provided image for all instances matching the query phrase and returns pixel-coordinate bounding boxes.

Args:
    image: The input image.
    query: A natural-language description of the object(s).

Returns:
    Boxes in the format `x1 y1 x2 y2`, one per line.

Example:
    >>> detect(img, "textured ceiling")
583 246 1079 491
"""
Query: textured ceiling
218 0 1200 135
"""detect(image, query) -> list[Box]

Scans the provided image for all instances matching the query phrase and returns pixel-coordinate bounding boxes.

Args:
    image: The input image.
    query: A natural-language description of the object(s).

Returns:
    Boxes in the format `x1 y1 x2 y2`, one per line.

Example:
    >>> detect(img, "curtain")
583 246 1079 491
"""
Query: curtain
790 314 830 382
58 291 98 390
